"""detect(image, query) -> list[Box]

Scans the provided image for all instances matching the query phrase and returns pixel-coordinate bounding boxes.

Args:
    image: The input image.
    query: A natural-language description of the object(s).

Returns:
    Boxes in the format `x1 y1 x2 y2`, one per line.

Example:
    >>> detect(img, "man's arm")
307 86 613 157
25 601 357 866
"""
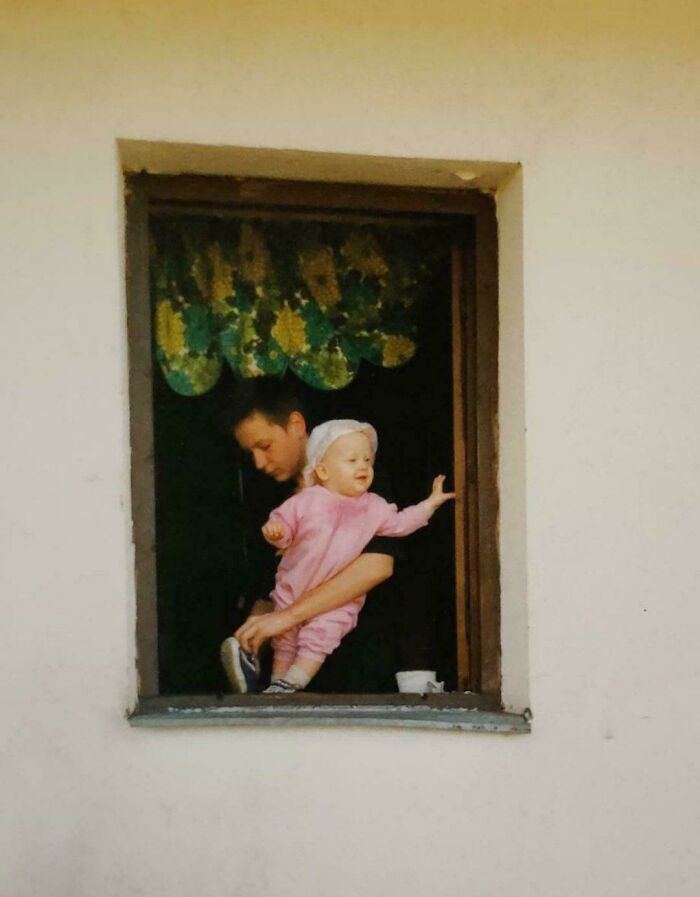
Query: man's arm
235 553 394 654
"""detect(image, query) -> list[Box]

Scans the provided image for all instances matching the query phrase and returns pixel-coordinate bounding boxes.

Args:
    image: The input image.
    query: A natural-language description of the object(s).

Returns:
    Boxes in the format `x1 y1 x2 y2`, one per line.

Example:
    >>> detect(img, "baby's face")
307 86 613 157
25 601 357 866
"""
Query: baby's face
316 431 375 497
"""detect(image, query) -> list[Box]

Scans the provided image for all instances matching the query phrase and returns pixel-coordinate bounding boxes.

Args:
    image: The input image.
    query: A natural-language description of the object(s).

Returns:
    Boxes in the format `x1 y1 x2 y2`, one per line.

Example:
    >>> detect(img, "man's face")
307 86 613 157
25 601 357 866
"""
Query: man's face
234 411 307 482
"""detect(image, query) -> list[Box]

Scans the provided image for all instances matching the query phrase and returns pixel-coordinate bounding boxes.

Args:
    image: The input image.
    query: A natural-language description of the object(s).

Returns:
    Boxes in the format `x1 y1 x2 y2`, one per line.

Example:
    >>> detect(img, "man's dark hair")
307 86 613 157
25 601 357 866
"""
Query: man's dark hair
222 376 307 433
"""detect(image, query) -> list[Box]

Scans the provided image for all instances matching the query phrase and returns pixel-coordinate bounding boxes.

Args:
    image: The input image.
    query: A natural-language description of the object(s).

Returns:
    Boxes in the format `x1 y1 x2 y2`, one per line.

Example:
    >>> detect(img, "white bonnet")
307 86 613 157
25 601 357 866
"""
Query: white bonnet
302 419 378 487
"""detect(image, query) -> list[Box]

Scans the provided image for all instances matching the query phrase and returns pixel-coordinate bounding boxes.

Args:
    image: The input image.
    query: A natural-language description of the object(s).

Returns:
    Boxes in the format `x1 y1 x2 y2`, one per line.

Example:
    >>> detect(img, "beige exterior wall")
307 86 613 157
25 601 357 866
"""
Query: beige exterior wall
2 2 699 895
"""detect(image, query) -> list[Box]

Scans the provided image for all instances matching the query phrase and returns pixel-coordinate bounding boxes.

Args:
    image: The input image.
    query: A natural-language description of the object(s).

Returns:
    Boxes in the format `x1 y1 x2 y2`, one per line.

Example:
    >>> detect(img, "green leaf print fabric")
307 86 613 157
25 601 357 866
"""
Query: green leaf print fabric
151 215 443 395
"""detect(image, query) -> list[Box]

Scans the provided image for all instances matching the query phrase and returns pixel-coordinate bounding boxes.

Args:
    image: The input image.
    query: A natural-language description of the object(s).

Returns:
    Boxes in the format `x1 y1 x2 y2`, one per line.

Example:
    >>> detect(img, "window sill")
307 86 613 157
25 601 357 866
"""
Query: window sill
129 694 530 733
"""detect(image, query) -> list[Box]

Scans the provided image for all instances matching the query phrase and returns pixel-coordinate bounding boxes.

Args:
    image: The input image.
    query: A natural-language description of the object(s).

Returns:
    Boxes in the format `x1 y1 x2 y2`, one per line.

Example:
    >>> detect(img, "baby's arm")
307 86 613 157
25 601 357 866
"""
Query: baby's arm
376 475 455 537
261 493 303 549
423 475 456 515
262 516 292 548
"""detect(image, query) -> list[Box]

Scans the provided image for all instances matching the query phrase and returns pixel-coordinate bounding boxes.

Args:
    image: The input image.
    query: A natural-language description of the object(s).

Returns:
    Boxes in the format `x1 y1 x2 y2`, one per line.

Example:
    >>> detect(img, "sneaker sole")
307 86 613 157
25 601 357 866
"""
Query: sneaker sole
220 637 249 694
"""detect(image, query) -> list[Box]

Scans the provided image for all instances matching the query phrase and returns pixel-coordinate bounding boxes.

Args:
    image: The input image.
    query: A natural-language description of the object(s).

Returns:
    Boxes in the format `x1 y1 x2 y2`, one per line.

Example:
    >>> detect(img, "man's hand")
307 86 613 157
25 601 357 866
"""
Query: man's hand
235 607 294 654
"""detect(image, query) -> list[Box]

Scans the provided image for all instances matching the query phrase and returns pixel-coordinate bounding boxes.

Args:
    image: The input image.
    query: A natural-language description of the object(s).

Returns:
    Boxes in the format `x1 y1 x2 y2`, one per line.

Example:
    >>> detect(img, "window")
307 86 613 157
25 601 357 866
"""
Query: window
126 173 514 730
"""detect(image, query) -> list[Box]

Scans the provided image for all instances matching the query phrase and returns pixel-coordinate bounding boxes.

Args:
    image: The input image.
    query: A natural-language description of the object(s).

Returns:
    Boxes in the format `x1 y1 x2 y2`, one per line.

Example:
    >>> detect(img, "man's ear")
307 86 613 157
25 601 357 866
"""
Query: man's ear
315 462 329 483
286 410 307 438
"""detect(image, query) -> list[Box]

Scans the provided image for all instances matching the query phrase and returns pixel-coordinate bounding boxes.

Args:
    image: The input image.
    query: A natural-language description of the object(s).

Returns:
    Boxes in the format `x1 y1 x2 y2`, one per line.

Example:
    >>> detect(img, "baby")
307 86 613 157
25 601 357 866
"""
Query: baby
257 419 455 693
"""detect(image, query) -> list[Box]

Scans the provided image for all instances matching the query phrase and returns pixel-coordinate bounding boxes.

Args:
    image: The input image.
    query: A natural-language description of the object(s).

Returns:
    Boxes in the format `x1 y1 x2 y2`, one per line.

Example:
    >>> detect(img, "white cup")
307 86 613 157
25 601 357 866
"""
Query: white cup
395 670 441 694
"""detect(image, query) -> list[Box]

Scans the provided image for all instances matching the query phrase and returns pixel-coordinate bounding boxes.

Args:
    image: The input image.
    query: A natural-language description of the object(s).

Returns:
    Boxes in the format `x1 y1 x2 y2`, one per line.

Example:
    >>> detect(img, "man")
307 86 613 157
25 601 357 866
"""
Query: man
221 376 401 693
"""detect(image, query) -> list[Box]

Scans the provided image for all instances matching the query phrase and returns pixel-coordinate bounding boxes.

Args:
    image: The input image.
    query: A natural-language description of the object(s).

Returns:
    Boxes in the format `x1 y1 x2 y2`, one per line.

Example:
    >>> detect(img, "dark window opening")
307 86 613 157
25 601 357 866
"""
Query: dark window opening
126 174 500 712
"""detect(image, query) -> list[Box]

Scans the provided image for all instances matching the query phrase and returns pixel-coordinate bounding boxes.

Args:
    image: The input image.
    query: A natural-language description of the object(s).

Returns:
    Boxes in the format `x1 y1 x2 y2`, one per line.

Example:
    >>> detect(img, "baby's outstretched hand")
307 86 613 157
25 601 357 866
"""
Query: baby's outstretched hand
426 475 456 515
262 520 287 545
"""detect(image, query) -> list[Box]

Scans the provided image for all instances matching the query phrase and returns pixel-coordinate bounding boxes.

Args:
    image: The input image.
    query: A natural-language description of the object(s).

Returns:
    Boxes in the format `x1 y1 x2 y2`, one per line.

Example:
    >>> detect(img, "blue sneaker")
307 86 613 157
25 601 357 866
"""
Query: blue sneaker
220 637 259 694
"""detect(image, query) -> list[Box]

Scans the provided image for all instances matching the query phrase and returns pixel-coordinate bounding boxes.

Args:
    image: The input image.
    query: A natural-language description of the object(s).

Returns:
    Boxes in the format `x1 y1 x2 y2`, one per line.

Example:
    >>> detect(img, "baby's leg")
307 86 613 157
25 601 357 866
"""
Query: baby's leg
271 626 299 682
268 643 323 692
279 655 324 689
272 654 294 680
265 607 360 692
289 608 360 688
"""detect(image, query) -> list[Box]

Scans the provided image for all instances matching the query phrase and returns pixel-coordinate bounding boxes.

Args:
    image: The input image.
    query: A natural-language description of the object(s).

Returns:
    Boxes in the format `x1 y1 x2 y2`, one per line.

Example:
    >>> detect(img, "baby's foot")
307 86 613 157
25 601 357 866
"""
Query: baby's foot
263 678 299 694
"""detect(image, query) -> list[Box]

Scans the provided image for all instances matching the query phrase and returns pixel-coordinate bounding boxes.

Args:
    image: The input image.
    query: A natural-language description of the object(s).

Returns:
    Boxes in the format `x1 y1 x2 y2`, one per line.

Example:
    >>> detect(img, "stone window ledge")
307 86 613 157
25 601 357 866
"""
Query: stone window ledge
129 695 531 733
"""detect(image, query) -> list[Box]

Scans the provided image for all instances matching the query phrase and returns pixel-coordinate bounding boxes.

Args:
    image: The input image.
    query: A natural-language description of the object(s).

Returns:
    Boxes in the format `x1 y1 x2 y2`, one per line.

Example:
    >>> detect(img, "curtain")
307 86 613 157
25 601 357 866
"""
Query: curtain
151 215 444 394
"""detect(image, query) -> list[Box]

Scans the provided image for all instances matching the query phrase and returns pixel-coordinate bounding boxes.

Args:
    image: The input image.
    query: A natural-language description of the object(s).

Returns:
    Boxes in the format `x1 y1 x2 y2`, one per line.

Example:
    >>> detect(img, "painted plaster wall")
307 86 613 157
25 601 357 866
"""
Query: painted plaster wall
2 2 699 895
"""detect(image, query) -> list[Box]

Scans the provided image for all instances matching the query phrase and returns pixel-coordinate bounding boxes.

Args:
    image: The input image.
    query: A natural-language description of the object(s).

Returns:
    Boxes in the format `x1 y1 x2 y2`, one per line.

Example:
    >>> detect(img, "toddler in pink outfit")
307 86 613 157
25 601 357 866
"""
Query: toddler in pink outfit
260 419 454 693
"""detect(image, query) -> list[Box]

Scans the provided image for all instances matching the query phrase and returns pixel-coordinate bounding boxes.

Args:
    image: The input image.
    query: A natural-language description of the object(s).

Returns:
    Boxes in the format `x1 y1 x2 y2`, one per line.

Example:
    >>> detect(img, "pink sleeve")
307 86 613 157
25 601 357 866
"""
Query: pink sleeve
372 495 432 537
266 492 305 549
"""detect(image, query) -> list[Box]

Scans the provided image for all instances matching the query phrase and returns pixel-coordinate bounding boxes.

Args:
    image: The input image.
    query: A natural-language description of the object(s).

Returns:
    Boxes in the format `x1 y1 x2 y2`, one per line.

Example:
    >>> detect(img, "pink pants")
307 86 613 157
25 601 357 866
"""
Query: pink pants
272 601 363 665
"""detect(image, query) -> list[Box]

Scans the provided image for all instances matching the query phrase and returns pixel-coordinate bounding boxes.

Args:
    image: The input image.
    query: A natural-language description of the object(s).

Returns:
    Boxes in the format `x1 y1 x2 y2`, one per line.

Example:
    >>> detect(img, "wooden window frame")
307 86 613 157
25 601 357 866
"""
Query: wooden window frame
126 172 504 726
